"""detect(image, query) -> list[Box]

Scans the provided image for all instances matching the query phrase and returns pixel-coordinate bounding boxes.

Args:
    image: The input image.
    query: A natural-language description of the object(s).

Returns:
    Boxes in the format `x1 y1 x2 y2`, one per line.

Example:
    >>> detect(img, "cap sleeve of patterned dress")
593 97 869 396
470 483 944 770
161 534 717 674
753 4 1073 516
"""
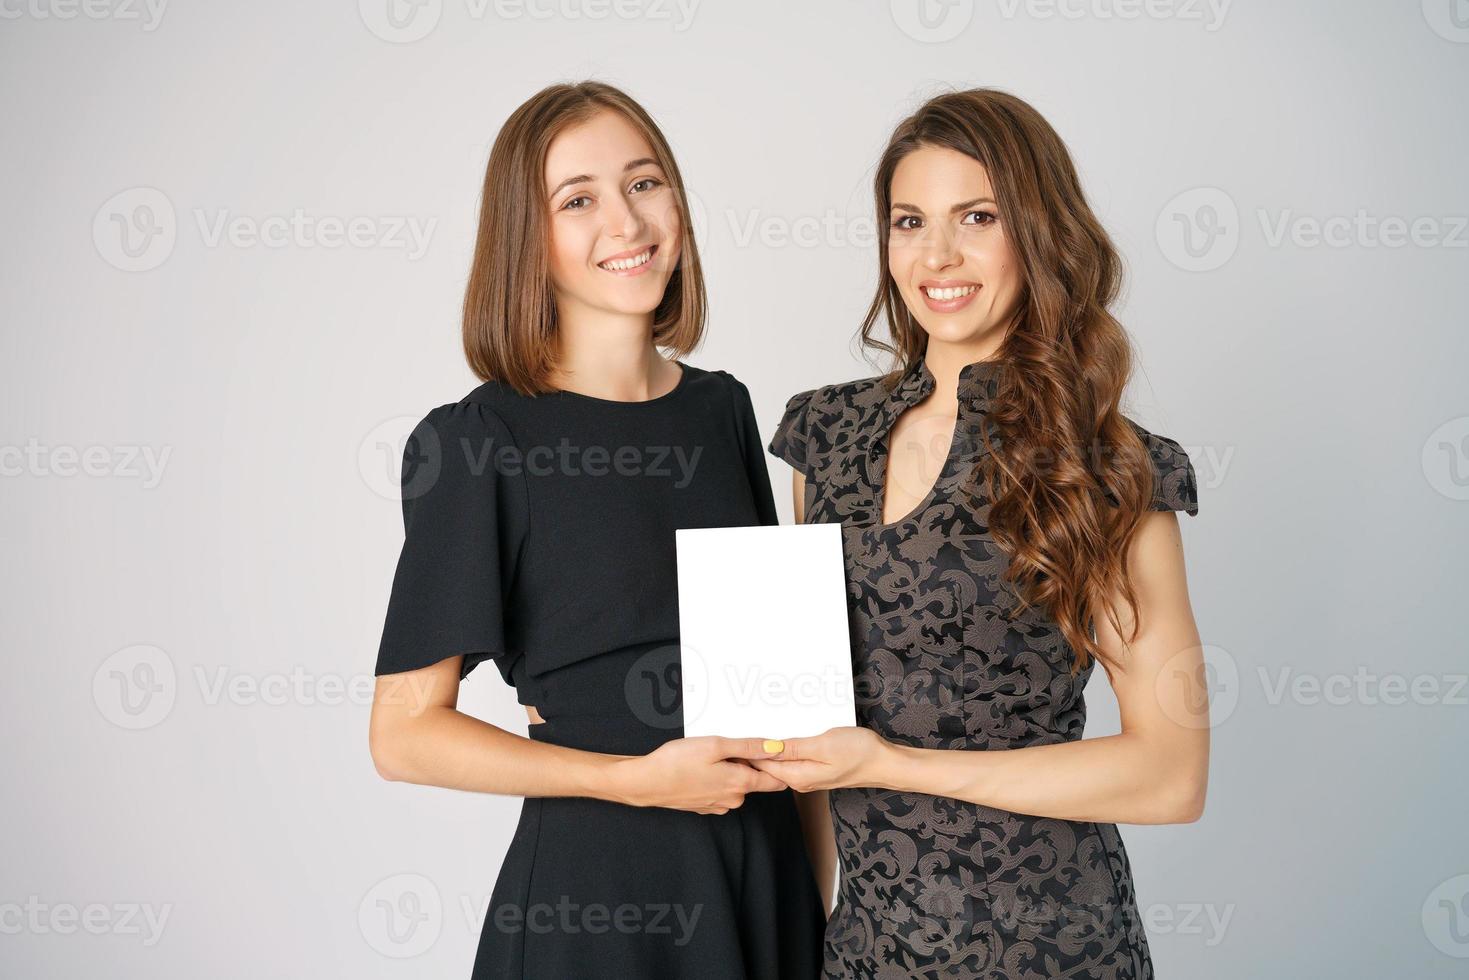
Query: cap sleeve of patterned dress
1128 419 1200 516
767 387 819 480
374 400 528 683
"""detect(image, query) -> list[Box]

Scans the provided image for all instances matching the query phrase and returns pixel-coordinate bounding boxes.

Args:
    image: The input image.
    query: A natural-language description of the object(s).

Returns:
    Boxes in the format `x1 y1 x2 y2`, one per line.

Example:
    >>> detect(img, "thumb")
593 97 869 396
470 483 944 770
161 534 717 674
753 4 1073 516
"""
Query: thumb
714 736 787 760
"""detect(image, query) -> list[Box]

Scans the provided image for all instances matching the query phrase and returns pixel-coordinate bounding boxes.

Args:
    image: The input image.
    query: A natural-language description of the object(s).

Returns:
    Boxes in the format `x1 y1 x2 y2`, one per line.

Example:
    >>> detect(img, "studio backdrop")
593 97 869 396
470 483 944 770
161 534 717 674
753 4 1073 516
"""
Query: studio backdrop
2 2 1466 977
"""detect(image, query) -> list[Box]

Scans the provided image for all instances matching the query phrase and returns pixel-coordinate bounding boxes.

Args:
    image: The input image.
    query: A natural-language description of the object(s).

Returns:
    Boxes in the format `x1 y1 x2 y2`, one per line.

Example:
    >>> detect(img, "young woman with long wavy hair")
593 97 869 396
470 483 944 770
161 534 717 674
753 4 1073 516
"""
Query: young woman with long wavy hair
760 88 1208 979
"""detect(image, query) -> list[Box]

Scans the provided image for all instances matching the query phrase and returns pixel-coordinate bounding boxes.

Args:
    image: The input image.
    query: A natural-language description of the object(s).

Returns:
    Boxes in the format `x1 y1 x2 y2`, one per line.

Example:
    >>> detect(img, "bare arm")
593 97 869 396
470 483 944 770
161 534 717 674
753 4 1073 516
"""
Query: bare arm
758 508 1210 826
788 469 837 913
368 656 786 814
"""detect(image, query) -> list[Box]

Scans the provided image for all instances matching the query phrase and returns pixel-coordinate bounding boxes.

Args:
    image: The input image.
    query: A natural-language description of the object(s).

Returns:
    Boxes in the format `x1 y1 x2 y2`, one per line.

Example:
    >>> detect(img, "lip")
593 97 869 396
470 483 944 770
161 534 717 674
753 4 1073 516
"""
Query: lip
597 243 658 277
917 279 980 313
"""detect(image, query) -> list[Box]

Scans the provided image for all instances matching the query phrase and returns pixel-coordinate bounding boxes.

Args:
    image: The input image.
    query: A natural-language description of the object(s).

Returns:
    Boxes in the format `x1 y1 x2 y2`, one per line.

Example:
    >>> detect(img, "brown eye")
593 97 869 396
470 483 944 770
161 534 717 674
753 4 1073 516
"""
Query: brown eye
892 215 922 231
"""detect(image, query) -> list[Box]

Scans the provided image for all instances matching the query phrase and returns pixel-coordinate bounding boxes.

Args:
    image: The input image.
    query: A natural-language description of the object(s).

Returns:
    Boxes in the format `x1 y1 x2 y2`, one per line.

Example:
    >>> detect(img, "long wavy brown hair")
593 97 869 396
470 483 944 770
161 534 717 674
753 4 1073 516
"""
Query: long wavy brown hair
861 88 1160 676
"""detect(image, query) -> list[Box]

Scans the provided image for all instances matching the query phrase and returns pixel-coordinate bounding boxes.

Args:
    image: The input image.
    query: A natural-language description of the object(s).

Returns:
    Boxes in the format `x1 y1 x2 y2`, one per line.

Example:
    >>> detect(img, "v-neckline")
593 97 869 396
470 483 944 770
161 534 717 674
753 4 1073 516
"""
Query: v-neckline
869 355 1005 530
874 400 962 529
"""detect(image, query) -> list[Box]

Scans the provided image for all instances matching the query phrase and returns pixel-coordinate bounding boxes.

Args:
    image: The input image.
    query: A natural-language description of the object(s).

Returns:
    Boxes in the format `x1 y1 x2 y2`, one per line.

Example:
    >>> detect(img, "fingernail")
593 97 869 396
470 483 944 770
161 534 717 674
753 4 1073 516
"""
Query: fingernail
762 739 784 754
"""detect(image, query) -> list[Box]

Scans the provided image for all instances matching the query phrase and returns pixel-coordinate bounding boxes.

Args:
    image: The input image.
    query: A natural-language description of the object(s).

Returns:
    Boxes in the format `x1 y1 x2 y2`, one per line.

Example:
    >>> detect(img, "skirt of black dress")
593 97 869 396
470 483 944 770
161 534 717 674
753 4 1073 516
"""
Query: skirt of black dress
470 645 826 979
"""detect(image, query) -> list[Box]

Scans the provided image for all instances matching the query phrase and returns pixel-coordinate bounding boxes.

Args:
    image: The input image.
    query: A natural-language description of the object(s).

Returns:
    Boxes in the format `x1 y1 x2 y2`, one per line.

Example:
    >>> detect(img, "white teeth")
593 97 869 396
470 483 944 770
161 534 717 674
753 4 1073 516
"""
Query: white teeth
600 247 653 271
924 285 977 300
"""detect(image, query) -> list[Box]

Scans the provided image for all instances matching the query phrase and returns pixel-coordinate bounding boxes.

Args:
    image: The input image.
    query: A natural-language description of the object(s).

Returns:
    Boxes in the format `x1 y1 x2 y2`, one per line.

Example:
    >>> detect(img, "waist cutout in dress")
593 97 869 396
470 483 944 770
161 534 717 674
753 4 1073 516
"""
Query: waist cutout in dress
518 639 690 756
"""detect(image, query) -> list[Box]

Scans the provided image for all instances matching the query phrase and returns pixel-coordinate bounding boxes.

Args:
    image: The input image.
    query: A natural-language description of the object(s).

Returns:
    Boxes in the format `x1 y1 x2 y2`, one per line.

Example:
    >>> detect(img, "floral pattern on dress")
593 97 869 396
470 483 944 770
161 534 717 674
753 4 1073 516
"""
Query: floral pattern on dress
770 357 1199 979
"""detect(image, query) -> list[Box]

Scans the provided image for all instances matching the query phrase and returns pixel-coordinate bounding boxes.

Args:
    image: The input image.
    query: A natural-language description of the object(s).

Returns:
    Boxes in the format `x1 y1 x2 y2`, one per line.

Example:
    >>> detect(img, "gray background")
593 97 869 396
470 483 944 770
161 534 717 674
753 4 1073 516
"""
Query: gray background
3 1 1467 976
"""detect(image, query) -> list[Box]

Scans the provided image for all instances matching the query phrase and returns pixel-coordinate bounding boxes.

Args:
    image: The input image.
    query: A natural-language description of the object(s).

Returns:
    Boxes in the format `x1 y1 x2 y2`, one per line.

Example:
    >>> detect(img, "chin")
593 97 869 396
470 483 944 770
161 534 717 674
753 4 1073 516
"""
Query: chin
596 285 672 317
908 313 984 345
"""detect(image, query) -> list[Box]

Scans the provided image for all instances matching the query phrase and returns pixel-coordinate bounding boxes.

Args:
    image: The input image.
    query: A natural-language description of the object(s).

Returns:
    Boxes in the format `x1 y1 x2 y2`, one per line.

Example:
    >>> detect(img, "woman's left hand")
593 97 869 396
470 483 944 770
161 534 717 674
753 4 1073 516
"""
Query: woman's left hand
748 726 898 792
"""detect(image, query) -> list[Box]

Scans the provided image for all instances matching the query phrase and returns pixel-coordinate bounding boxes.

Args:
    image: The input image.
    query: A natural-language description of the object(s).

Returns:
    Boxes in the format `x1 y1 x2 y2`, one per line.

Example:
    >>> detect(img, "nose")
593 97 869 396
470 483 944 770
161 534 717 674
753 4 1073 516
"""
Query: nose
604 193 648 242
920 222 961 271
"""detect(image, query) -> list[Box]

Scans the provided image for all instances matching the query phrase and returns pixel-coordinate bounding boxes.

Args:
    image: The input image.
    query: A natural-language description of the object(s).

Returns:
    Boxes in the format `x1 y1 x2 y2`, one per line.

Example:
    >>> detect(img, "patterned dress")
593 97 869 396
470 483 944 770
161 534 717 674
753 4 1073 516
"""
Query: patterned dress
768 356 1199 980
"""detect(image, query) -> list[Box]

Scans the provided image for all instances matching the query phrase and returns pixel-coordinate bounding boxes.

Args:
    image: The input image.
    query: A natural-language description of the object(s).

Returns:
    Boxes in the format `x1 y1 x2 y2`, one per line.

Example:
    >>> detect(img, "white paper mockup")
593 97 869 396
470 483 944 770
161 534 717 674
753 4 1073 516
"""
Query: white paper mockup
674 523 857 739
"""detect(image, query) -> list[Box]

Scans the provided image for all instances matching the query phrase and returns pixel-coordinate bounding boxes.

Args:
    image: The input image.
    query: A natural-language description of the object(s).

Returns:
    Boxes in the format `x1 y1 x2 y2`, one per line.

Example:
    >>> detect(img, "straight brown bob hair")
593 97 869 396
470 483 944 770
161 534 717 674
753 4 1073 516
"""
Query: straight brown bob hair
462 81 707 395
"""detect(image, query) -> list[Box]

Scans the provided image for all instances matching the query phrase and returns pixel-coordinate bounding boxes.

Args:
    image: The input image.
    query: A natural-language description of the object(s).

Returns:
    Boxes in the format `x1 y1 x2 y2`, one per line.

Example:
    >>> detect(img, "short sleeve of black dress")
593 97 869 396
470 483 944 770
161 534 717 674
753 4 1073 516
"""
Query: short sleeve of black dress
768 387 819 479
375 401 528 683
725 374 780 527
1128 418 1200 516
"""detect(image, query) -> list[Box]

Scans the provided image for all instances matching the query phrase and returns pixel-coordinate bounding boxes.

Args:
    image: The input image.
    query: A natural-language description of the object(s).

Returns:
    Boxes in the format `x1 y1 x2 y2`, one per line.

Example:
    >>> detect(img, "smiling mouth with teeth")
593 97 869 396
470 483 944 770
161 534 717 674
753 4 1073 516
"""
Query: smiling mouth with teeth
598 245 657 272
923 284 977 300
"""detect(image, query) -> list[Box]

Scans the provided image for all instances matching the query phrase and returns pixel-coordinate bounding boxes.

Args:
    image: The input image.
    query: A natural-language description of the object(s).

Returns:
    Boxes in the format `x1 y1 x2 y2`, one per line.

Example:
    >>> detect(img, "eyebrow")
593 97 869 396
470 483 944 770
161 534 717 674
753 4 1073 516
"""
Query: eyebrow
548 158 663 198
891 197 997 214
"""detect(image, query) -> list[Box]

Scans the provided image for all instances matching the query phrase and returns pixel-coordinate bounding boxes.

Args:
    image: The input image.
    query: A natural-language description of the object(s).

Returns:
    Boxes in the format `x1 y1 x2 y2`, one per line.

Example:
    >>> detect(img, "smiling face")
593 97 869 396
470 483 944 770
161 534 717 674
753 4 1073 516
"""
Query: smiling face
543 109 682 323
886 144 1023 353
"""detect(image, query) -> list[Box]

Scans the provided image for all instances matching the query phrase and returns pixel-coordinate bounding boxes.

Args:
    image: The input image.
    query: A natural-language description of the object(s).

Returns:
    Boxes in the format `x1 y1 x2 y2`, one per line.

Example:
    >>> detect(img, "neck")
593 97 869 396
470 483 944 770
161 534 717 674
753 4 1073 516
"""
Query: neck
551 297 666 400
922 338 1002 402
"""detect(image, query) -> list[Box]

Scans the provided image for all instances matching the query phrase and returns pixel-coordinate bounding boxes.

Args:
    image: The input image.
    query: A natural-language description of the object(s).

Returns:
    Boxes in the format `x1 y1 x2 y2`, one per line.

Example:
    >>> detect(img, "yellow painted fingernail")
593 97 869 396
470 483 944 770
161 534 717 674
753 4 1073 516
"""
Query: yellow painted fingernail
763 739 785 754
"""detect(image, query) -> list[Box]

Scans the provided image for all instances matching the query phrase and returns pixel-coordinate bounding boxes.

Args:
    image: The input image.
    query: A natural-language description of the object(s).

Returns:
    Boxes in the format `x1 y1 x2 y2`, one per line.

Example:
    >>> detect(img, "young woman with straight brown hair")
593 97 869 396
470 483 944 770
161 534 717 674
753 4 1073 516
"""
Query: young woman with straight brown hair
760 88 1210 978
368 81 823 979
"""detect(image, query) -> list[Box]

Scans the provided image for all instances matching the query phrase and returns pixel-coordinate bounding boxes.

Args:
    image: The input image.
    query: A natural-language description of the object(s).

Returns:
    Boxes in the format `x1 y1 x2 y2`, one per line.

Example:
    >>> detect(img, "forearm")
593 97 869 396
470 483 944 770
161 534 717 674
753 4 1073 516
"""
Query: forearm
792 789 837 915
373 704 638 803
875 731 1207 825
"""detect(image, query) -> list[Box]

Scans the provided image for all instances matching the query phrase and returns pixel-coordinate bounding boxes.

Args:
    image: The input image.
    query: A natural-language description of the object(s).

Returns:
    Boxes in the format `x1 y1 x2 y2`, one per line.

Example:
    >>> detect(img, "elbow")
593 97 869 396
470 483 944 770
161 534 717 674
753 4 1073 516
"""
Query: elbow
368 724 410 783
1157 773 1208 824
370 741 402 782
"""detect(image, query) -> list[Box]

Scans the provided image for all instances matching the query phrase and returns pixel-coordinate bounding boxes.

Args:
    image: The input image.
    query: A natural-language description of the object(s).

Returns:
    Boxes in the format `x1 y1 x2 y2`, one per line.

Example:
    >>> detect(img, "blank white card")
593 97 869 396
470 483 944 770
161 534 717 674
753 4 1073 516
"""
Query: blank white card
675 523 857 739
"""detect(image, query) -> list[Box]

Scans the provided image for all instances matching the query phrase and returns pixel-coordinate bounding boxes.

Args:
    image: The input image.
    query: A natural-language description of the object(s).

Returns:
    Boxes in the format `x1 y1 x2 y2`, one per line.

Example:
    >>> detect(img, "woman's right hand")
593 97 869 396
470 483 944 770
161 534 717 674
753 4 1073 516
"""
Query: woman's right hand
612 736 789 814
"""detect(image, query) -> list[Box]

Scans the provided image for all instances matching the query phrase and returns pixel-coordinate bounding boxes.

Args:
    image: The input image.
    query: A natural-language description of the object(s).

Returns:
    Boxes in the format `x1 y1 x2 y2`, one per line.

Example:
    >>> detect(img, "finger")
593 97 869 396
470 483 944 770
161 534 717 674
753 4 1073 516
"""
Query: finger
750 759 799 780
746 769 788 793
770 737 805 761
714 736 787 760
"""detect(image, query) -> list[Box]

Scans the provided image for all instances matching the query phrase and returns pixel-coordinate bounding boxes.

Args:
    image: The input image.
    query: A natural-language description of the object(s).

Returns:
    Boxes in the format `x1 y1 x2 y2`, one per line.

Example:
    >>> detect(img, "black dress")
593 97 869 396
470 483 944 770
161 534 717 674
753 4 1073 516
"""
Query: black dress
769 356 1199 980
375 361 825 979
